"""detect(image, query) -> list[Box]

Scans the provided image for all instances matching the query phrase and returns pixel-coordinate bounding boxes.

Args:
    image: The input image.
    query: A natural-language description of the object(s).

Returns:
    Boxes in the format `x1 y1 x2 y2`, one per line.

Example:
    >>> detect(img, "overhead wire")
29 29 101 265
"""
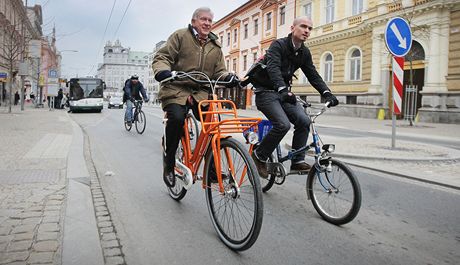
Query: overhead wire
87 0 118 76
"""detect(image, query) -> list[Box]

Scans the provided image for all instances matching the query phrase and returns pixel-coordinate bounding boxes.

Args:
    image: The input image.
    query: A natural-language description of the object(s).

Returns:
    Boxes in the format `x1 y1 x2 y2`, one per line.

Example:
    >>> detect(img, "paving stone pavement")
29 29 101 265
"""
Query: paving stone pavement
0 107 71 265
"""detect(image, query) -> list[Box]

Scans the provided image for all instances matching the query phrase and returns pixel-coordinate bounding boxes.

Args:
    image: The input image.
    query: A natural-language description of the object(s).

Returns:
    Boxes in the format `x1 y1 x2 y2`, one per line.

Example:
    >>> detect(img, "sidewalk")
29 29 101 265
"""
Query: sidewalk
237 107 460 189
0 105 108 265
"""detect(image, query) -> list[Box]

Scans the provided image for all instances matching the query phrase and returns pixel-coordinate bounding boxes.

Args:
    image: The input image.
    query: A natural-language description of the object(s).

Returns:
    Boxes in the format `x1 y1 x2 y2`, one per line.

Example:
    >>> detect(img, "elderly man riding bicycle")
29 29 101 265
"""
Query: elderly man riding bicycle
152 7 237 187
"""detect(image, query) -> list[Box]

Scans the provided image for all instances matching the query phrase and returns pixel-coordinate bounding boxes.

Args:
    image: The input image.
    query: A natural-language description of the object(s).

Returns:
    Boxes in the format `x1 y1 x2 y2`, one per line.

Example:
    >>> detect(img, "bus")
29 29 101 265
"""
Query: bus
67 77 105 112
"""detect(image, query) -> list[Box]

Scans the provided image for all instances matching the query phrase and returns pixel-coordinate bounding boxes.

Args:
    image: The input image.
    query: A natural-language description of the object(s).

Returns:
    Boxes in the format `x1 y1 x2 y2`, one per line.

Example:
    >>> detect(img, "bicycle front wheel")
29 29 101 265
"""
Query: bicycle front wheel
135 110 146 134
306 158 361 225
204 138 263 251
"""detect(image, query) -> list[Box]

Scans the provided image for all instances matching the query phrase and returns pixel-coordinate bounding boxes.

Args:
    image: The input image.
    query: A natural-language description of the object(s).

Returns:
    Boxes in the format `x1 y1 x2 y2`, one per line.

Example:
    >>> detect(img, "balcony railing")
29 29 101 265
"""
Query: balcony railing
388 2 402 12
322 24 333 33
415 0 431 6
348 15 362 26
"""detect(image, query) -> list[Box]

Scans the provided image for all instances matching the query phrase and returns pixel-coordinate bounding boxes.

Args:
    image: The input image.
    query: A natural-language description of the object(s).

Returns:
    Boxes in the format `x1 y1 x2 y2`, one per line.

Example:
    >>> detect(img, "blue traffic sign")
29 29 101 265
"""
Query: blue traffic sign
384 17 412 57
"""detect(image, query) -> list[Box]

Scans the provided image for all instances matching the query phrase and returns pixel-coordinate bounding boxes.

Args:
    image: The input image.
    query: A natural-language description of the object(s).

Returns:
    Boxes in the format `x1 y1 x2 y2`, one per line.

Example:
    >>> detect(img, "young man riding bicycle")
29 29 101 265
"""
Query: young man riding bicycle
123 74 149 126
245 16 339 178
152 7 237 187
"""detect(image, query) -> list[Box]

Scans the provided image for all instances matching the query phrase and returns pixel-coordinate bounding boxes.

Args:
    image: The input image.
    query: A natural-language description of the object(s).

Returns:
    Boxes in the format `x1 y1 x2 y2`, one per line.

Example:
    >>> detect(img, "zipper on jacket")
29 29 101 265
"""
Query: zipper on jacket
199 46 204 71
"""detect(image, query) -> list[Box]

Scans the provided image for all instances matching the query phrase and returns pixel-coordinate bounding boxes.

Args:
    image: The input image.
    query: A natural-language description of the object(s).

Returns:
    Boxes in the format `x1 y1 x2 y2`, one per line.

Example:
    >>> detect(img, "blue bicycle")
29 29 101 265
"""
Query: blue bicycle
245 97 362 225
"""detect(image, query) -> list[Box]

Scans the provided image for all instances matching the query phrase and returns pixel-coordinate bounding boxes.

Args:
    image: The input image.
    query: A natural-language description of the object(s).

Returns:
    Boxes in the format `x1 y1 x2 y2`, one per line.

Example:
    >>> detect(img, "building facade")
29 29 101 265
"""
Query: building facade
147 40 165 103
212 0 296 108
97 40 151 99
0 0 42 106
213 0 460 123
295 0 460 123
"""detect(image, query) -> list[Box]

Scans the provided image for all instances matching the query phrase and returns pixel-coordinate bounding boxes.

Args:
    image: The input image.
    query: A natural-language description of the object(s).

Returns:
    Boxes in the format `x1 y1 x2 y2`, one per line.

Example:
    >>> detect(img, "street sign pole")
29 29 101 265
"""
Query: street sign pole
384 17 412 149
392 56 404 148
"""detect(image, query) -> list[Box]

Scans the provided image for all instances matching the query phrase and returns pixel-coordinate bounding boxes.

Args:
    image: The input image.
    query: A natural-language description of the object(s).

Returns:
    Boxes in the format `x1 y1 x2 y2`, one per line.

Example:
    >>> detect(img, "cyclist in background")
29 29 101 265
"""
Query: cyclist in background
245 16 339 178
152 7 237 187
123 74 149 126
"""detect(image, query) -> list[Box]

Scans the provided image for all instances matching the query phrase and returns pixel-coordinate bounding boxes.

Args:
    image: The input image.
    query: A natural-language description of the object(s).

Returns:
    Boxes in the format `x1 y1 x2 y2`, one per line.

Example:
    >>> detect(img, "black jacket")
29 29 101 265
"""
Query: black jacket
123 80 148 102
250 34 329 95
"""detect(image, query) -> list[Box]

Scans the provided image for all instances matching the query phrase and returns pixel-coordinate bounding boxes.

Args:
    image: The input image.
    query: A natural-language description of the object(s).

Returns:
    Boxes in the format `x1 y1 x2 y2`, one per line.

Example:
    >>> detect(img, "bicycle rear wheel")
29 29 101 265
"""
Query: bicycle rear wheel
135 110 146 134
167 137 187 200
186 113 199 152
124 112 132 131
204 138 263 251
306 158 361 225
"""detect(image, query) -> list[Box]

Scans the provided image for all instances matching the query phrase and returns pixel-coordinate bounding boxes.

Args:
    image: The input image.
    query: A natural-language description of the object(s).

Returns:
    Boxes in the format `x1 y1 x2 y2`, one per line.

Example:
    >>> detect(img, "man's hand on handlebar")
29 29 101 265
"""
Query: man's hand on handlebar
323 91 339 108
223 73 240 88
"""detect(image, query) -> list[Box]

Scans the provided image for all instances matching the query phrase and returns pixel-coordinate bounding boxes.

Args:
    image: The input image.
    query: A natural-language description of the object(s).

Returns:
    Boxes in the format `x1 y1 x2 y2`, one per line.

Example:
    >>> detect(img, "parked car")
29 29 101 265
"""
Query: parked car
108 97 123 109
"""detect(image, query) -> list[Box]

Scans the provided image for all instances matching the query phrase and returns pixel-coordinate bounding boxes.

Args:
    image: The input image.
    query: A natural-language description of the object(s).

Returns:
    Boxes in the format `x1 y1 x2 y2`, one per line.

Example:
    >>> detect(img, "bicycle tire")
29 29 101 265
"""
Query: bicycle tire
135 110 146 134
204 138 263 251
168 138 187 200
186 113 199 153
306 158 361 225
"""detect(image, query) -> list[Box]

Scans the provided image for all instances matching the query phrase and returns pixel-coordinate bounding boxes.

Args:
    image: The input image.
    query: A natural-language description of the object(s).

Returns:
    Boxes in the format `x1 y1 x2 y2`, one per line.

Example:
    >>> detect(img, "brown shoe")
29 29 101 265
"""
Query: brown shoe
290 162 311 173
251 152 268 179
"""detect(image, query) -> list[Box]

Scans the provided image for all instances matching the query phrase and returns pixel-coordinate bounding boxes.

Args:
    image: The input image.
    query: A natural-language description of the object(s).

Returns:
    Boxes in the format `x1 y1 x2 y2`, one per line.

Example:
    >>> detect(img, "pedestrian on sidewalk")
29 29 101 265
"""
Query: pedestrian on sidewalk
14 91 19 105
244 16 339 177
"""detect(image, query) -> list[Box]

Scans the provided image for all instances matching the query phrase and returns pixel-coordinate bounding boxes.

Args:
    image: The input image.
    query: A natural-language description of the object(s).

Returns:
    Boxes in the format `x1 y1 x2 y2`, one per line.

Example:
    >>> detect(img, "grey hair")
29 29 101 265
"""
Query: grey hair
192 7 214 20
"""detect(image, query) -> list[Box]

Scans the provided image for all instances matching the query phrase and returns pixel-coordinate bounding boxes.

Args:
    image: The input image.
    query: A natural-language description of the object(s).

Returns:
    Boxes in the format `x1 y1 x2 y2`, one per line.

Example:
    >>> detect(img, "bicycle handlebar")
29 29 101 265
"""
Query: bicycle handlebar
296 96 330 117
159 71 240 92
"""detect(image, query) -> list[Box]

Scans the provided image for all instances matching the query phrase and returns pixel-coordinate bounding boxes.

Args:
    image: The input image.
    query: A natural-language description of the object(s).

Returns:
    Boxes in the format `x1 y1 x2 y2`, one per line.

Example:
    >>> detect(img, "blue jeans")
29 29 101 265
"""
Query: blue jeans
255 91 310 163
125 100 133 122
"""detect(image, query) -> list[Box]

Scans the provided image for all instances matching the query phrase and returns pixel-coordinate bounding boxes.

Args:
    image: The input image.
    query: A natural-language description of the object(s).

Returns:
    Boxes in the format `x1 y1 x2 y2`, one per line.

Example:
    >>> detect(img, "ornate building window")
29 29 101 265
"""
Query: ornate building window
348 48 361 81
352 0 363 15
266 12 272 31
279 6 286 25
303 2 312 19
254 18 259 35
322 53 333 82
325 0 335 24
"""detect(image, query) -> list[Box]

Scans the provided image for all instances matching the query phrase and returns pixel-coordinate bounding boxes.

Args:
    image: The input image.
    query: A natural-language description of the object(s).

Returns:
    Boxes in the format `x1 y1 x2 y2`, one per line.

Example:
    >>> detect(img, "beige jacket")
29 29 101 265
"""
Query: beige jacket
152 25 228 108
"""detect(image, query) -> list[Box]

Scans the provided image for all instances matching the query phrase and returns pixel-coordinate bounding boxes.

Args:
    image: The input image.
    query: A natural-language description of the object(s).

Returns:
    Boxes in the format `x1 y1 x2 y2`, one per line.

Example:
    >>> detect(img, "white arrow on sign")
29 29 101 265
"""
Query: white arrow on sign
390 22 407 49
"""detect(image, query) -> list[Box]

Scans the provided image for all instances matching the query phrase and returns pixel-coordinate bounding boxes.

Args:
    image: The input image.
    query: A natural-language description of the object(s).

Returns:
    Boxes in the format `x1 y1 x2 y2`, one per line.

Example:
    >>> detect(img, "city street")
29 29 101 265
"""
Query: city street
71 106 460 265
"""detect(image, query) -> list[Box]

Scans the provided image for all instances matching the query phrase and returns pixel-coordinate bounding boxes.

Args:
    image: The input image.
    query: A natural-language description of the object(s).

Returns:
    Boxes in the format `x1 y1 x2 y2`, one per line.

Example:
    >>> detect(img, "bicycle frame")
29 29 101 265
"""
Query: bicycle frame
177 95 261 193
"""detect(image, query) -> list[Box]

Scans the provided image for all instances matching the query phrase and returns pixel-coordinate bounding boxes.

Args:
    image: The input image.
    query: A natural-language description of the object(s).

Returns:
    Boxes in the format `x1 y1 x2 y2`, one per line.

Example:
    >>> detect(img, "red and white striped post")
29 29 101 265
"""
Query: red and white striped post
392 56 404 148
392 56 404 115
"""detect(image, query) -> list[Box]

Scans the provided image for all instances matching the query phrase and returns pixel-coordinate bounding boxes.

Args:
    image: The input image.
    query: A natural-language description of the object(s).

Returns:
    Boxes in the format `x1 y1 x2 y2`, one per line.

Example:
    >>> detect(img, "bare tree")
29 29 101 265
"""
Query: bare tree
0 22 30 113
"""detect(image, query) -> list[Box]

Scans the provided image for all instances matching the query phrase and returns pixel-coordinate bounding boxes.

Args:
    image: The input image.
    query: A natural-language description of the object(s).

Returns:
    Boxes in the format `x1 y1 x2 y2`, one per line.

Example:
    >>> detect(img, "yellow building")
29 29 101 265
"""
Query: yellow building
214 0 459 123
295 0 460 123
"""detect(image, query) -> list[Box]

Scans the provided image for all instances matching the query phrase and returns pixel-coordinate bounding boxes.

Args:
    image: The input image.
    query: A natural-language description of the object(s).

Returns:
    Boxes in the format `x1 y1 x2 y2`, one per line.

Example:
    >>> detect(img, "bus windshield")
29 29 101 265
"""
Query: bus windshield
69 79 103 100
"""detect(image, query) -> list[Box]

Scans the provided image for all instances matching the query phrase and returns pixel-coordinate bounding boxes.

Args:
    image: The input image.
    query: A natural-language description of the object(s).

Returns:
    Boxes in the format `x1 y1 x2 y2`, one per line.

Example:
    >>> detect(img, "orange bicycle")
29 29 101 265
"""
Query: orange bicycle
160 71 263 251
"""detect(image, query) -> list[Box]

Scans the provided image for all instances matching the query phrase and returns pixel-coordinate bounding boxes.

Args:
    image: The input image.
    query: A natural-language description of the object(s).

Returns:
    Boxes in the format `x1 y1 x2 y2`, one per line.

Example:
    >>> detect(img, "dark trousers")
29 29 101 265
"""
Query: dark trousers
255 91 310 163
162 99 202 170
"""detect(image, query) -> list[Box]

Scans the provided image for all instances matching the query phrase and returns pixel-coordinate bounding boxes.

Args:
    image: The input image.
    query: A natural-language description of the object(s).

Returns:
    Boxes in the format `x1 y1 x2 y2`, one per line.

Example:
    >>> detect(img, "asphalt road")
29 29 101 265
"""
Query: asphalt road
70 107 460 265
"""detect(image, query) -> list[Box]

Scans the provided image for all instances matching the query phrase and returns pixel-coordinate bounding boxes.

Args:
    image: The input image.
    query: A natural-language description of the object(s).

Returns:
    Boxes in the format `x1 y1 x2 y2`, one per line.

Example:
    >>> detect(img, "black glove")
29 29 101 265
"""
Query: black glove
155 70 172 82
279 87 296 104
223 73 239 88
323 91 339 107
144 98 149 103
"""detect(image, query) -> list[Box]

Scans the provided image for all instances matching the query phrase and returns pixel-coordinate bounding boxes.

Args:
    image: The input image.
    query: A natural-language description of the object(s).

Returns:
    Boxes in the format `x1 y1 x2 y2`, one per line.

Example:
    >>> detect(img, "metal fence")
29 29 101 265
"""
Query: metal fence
404 85 418 124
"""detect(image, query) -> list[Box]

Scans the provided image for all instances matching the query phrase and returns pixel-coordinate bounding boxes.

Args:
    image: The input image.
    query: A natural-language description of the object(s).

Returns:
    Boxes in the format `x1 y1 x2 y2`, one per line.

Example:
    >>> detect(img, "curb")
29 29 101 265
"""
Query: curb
342 160 460 191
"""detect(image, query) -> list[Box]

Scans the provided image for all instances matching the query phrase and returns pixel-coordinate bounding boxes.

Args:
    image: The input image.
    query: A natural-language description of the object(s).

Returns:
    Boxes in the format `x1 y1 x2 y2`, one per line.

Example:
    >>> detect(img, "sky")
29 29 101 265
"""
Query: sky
26 0 248 78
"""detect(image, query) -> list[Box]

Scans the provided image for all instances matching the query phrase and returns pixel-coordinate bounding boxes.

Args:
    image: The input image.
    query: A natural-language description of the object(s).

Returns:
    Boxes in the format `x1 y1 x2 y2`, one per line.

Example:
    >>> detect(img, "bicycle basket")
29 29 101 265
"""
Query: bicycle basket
257 119 272 140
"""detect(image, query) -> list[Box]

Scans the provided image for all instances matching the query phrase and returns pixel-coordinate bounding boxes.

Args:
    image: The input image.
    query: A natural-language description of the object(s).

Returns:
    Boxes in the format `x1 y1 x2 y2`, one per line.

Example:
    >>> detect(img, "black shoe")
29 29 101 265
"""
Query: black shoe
163 169 176 188
290 162 311 173
126 121 132 126
251 151 268 179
